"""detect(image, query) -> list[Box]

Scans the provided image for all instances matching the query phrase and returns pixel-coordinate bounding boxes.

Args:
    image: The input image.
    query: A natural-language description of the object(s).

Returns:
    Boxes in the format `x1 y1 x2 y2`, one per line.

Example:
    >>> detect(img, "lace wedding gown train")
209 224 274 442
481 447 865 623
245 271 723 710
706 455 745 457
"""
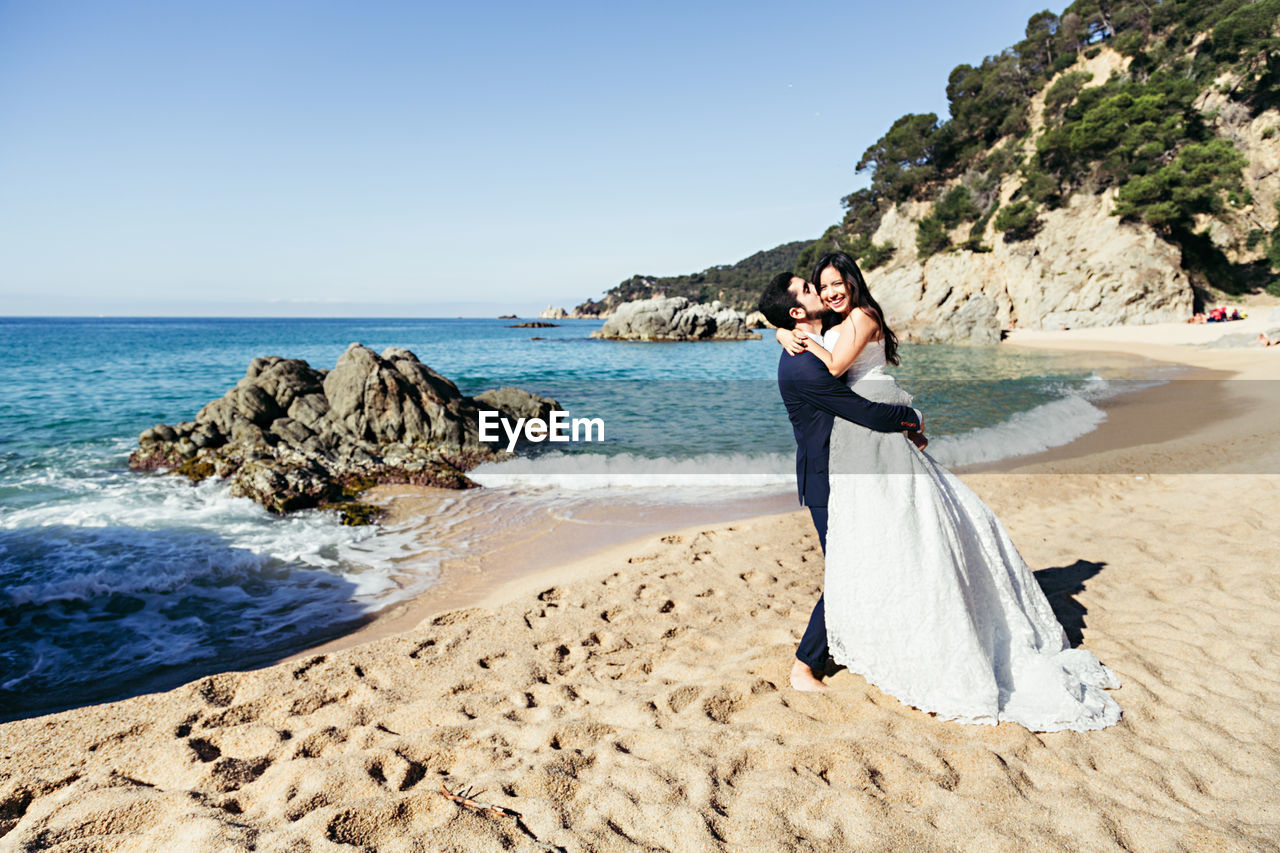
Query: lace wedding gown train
822 333 1121 732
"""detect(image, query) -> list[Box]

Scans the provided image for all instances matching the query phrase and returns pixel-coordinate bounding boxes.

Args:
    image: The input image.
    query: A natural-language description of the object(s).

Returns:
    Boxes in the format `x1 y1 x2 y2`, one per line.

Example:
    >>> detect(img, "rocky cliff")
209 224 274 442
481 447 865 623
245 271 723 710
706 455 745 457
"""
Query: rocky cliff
813 33 1280 343
852 46 1279 342
871 186 1196 341
130 343 557 520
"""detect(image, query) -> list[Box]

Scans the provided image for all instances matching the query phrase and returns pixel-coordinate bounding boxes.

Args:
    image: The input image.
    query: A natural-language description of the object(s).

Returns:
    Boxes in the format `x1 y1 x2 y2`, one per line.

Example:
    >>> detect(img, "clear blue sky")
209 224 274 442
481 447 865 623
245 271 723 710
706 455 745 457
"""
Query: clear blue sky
0 0 1058 316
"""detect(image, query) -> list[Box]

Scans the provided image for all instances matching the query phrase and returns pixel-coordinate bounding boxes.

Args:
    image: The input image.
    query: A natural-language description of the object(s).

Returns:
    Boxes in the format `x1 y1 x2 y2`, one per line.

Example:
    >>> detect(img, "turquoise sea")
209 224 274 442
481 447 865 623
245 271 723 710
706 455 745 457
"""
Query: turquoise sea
0 316 1161 719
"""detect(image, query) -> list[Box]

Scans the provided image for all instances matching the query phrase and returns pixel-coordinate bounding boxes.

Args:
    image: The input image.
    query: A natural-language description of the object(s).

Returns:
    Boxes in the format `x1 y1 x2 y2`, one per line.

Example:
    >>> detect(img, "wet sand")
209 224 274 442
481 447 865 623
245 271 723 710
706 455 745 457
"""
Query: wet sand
286 489 796 664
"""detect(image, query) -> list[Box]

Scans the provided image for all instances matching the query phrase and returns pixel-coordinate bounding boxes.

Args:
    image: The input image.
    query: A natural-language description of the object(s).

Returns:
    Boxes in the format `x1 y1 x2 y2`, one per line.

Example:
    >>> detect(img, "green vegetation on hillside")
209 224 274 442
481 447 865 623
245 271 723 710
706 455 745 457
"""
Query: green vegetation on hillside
800 0 1280 294
573 241 809 315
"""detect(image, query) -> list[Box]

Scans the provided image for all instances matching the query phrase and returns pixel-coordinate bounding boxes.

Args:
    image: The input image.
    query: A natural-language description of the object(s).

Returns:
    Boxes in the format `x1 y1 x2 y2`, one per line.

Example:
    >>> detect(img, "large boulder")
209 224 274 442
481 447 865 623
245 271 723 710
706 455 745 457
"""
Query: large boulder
130 343 558 519
917 295 1002 345
474 387 559 423
591 297 761 341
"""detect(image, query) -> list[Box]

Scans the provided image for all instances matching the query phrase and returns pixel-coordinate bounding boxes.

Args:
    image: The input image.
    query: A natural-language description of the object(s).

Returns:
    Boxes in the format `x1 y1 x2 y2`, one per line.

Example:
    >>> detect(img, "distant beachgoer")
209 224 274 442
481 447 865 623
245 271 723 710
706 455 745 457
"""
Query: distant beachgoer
1230 309 1243 321
1188 313 1206 324
1255 333 1277 347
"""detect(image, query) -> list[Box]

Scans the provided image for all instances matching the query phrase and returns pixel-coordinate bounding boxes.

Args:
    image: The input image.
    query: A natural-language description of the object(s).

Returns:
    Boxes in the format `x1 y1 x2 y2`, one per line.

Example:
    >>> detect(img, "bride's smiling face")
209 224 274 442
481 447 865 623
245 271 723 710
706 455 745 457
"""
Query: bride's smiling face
819 268 852 315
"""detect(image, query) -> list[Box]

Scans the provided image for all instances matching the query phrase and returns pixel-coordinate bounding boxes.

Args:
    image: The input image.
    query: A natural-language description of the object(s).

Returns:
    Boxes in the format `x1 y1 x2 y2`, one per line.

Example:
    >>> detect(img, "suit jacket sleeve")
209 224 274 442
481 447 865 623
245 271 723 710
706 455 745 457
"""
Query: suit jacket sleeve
790 355 920 433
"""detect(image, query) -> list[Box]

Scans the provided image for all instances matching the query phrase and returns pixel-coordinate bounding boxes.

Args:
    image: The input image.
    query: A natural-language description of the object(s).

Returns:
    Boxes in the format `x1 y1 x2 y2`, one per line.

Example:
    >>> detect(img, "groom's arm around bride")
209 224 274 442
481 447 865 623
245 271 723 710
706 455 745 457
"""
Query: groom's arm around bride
758 272 923 692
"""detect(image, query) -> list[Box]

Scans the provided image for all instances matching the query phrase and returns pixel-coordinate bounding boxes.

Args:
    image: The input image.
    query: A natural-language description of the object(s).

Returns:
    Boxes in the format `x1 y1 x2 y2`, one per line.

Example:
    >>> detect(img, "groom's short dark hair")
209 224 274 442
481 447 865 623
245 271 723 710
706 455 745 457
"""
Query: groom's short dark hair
759 272 800 330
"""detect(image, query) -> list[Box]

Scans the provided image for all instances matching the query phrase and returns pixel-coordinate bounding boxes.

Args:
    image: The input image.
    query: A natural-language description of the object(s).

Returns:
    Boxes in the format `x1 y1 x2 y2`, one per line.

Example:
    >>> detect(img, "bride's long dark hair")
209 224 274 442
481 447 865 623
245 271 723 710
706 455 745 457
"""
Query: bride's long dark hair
812 251 900 366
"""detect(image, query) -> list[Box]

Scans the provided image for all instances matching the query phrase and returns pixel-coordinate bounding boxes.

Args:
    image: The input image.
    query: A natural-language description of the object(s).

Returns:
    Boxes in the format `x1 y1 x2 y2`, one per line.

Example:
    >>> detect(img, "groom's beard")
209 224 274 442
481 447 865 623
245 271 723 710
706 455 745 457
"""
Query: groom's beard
796 309 824 329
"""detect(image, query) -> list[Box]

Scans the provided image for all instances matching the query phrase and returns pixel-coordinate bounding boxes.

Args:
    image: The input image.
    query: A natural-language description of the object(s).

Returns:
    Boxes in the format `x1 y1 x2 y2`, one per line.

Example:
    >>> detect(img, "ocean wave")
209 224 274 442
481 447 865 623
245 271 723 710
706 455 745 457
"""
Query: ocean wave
0 524 363 710
0 469 444 716
1 469 429 595
471 384 1122 490
929 393 1106 467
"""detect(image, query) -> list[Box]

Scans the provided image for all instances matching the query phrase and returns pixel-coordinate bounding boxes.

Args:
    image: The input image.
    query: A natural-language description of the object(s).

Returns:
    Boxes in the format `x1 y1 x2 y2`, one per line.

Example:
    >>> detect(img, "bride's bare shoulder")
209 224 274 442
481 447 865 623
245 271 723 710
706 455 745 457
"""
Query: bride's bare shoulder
849 308 882 341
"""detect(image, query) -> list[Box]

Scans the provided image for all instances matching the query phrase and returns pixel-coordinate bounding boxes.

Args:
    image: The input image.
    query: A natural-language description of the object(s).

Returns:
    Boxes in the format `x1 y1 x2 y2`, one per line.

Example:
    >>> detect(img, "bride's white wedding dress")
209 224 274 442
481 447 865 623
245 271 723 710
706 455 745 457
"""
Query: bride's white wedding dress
821 330 1121 732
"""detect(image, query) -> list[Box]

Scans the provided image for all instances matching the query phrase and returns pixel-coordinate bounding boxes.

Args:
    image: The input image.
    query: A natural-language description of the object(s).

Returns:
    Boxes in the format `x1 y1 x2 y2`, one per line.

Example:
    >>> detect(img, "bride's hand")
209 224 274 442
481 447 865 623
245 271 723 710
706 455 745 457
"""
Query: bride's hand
775 327 807 355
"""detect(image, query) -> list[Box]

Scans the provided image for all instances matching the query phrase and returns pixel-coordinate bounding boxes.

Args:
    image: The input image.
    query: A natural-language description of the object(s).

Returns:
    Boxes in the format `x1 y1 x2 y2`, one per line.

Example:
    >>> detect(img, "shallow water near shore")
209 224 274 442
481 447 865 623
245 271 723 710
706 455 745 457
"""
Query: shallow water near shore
0 316 1165 718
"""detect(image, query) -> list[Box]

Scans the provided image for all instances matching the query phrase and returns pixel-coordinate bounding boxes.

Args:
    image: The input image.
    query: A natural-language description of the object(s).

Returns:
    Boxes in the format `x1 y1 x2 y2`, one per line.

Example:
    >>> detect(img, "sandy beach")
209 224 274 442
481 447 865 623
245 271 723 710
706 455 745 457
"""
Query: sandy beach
3 323 1280 852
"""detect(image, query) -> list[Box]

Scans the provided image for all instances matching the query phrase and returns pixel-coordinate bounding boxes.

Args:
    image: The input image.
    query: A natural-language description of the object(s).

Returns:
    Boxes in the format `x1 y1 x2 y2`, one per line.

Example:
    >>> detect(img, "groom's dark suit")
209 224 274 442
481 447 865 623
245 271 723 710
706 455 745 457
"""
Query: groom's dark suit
777 347 920 672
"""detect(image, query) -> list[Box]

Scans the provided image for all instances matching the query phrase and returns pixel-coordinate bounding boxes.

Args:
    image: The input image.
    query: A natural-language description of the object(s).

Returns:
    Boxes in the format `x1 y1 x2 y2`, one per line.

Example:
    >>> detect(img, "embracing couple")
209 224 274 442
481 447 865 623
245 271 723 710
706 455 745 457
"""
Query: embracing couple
757 252 1121 733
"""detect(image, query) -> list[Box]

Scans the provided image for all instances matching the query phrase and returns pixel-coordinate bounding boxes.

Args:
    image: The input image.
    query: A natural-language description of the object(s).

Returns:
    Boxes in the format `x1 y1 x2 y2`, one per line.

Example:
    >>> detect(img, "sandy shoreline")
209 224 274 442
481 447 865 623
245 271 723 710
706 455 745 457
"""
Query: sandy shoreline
3 326 1280 851
285 489 798 666
300 321 1280 665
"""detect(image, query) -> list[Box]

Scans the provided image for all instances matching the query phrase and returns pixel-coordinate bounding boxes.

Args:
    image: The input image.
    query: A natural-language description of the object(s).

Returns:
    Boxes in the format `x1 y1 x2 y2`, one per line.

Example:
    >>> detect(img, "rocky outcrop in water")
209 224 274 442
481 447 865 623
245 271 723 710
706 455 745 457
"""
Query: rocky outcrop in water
591 297 761 341
129 343 557 520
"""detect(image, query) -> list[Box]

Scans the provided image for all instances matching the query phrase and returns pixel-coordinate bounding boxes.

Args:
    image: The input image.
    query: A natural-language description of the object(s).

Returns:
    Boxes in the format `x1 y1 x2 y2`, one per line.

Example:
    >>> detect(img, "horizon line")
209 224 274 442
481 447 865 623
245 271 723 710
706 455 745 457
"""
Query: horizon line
0 314 603 320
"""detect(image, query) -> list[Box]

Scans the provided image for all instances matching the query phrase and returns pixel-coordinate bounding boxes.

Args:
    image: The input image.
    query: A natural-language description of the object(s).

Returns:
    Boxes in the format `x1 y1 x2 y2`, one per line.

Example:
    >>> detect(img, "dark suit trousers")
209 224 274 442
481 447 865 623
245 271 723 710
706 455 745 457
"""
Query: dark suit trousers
796 505 829 671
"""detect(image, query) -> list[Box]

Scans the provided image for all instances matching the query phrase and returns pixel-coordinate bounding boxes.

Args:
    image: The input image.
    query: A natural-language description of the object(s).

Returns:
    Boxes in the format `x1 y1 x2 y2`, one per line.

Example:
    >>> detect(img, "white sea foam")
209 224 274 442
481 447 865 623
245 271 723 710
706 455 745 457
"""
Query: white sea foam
0 465 437 610
929 393 1106 467
0 462 454 707
470 381 1132 491
929 374 1166 466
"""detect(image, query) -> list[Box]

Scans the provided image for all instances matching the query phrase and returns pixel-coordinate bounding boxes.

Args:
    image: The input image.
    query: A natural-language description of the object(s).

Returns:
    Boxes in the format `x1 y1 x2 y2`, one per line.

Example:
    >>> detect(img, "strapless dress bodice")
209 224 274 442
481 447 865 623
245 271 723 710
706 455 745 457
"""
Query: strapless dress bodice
823 331 889 385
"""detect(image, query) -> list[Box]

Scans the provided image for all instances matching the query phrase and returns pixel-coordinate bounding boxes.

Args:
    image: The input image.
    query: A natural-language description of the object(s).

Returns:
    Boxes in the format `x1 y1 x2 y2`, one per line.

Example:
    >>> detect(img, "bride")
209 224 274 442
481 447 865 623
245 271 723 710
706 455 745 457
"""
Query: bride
775 252 1121 732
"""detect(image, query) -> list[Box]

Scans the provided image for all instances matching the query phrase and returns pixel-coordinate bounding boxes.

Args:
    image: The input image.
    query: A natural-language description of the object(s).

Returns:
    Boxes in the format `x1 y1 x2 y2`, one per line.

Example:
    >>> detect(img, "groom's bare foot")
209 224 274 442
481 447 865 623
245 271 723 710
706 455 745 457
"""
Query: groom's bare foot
790 659 830 692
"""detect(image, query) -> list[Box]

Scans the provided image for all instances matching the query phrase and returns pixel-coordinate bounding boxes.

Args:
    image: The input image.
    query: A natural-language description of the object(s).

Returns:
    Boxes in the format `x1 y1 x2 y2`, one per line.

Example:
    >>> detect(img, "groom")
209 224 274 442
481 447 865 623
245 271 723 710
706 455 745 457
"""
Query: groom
757 272 926 692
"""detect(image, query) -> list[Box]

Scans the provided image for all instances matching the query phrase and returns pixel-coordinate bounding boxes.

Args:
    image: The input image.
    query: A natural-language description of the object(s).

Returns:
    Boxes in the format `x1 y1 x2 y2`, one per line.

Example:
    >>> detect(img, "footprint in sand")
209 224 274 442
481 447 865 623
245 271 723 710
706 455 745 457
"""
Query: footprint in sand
194 674 239 708
293 726 347 759
326 801 413 847
187 737 221 762
202 701 264 729
667 685 701 713
292 655 326 680
207 756 272 793
408 639 438 659
702 689 744 724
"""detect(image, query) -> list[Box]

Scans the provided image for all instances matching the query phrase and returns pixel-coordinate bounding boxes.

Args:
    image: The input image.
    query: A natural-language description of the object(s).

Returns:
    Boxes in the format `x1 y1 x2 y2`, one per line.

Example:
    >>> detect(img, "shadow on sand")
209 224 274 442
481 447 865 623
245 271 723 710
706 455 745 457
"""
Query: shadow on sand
1034 559 1106 648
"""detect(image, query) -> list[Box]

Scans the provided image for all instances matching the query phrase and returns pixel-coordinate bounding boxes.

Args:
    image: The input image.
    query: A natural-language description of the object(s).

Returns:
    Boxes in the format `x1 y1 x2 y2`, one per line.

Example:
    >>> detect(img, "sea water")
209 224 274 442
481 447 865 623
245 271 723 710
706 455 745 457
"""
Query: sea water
0 316 1162 718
